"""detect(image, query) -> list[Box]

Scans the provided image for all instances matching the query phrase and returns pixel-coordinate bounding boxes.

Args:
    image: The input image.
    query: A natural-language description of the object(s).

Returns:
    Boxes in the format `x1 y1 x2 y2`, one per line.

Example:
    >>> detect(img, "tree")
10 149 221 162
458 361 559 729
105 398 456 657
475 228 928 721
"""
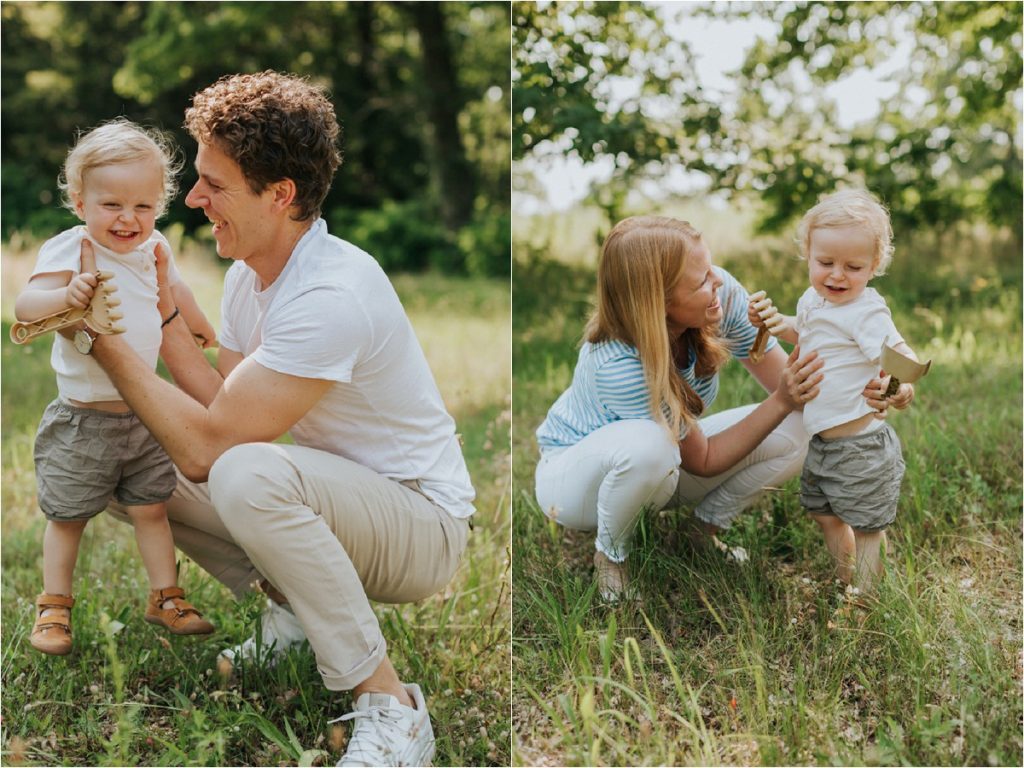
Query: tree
513 0 718 222
512 1 1022 240
2 0 511 277
405 2 478 230
722 1 1023 239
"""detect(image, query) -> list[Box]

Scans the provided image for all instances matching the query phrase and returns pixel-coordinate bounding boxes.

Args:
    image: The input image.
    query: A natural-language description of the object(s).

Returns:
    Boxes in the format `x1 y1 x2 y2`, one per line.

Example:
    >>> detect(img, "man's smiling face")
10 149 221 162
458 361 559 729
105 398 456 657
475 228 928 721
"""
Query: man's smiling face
184 141 276 264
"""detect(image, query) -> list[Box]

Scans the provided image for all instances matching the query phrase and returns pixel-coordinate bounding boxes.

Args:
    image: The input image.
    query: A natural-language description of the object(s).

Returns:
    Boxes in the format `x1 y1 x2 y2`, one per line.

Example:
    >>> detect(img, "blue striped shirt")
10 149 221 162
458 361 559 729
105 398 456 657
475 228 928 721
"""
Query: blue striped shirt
536 267 774 451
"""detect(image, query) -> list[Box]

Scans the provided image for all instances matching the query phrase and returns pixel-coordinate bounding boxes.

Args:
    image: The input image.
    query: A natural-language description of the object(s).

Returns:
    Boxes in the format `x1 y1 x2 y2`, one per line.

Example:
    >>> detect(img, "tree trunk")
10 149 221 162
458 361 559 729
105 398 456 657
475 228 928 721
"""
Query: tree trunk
407 2 476 230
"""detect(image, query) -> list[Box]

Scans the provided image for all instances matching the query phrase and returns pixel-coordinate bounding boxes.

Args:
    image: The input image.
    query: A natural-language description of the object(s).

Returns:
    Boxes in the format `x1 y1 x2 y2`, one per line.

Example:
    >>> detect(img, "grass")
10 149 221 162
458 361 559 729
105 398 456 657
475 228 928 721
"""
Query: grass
1 237 511 766
511 202 1022 766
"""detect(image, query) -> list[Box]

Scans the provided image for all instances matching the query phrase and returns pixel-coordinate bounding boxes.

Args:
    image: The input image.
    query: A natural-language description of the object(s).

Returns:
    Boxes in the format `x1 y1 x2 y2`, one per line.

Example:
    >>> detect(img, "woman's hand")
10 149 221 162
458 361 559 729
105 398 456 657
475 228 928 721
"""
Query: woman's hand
778 345 824 411
862 370 914 418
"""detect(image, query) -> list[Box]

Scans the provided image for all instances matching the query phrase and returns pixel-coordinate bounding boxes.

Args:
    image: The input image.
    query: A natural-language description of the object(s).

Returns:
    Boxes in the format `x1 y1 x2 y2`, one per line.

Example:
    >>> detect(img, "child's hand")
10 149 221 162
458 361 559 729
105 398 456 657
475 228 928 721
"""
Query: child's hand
747 291 768 328
192 320 218 349
748 290 793 337
65 271 98 309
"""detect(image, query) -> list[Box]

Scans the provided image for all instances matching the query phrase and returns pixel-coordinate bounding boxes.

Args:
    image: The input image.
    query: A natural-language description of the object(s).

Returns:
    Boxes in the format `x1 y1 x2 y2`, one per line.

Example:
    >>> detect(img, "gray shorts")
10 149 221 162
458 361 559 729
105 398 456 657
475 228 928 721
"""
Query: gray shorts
34 399 177 521
800 422 905 532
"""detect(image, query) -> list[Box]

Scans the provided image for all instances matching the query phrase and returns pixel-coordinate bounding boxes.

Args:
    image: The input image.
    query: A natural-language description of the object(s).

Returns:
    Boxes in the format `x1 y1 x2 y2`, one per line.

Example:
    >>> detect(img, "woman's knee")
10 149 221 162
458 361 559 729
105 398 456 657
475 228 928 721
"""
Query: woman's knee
609 420 680 477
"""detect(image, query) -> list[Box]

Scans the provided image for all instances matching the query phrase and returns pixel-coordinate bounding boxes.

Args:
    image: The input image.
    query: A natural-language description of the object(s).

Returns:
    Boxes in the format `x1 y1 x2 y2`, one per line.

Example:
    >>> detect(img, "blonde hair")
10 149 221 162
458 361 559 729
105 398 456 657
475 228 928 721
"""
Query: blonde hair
584 216 731 437
58 117 183 218
796 188 895 275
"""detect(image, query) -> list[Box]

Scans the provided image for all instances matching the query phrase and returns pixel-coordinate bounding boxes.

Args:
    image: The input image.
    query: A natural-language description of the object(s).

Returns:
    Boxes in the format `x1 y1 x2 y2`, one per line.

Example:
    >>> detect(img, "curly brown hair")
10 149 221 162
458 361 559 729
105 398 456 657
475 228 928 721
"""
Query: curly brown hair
184 71 342 221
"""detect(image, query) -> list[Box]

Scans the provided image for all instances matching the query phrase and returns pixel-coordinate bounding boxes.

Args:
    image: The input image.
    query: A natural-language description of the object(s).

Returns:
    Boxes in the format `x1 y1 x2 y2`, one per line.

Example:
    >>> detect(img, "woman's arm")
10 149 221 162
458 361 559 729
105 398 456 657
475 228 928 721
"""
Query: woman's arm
741 343 790 394
681 346 823 477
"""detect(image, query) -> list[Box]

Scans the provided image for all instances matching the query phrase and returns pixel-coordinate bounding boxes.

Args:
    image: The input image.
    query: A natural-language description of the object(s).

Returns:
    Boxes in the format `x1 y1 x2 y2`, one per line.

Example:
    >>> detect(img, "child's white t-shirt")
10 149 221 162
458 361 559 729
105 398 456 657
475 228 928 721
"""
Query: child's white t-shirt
31 226 181 402
796 286 904 436
218 218 476 519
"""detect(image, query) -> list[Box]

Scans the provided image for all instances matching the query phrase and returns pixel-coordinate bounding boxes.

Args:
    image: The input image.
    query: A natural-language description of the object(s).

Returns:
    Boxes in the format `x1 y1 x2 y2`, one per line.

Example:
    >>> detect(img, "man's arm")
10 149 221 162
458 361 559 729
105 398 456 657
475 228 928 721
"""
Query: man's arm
169 280 218 349
92 331 331 481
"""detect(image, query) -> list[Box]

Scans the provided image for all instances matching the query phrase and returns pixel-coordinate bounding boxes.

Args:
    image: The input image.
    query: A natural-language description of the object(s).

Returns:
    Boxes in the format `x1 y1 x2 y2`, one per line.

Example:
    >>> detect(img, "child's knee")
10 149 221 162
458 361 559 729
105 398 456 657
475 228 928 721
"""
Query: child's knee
811 513 846 533
125 503 168 524
853 528 885 545
48 518 89 533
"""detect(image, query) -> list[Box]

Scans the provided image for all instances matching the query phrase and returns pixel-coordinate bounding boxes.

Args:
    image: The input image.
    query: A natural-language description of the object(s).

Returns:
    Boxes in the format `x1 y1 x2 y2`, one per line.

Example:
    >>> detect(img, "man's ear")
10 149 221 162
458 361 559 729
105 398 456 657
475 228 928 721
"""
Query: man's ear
268 178 297 213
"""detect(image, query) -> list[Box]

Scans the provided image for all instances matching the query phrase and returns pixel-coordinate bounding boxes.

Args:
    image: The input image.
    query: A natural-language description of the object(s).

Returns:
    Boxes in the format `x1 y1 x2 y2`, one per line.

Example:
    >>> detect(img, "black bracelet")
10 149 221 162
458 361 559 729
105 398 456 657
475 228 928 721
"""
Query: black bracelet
161 307 180 328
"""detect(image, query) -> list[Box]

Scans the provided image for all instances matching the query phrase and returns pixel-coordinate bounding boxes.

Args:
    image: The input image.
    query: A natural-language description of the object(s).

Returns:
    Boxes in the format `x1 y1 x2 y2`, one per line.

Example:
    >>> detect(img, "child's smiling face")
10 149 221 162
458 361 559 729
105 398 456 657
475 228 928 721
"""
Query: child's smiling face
74 159 164 255
807 225 879 306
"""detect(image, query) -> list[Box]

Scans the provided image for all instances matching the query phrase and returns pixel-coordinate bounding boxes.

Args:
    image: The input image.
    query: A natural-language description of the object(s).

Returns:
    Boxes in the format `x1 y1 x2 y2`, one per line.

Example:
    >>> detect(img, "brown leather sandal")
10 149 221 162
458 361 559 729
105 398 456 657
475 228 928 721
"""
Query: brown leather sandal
30 593 75 655
144 587 215 636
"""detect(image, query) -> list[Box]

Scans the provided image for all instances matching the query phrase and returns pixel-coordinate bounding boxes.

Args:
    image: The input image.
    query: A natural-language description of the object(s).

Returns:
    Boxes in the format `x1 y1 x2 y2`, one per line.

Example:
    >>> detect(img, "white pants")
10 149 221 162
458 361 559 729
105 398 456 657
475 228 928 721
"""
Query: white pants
108 442 469 690
534 405 809 561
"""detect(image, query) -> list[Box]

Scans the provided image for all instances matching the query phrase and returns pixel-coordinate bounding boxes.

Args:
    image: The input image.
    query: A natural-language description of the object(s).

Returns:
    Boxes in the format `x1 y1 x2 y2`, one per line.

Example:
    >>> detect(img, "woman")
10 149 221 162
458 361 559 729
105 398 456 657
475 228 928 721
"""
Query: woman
534 216 909 600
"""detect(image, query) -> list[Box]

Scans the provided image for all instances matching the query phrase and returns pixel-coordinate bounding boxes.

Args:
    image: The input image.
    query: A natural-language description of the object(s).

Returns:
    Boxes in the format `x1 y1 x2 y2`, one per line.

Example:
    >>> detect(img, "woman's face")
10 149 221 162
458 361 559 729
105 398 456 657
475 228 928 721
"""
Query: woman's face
665 241 724 336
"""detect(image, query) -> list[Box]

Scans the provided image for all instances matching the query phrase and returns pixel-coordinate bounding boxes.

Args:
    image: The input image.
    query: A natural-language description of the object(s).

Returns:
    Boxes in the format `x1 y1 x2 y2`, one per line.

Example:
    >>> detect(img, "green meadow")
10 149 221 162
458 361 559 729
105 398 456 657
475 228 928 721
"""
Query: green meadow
511 200 1022 766
1 238 511 767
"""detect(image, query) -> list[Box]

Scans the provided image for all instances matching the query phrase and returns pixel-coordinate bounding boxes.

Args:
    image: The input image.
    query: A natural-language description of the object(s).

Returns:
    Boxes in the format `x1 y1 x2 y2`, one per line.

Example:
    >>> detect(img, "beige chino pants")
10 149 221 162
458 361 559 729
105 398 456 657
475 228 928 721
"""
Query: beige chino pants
108 442 470 690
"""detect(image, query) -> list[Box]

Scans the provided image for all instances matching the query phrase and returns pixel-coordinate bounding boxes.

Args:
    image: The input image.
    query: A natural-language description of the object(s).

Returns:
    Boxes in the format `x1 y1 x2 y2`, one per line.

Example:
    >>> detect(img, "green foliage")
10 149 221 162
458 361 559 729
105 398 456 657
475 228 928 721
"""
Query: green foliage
512 2 1022 239
512 206 1022 766
334 199 460 273
1 1 510 275
459 207 512 278
726 2 1023 238
512 1 719 222
331 199 509 277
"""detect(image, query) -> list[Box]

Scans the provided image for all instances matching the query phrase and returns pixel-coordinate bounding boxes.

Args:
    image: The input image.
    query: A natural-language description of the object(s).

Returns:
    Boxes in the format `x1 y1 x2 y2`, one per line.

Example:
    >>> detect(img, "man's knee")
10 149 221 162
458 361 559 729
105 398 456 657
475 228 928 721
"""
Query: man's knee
208 443 297 527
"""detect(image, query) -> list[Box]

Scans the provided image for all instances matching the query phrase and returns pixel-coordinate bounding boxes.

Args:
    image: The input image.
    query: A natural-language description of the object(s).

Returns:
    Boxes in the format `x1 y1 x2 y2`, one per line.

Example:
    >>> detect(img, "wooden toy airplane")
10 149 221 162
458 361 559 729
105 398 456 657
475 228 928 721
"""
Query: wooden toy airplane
880 341 930 397
9 270 125 345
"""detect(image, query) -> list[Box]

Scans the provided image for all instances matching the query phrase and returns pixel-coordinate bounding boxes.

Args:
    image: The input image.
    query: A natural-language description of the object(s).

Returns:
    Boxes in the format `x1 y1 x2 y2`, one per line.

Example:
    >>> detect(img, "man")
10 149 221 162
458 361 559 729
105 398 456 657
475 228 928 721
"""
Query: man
81 71 475 767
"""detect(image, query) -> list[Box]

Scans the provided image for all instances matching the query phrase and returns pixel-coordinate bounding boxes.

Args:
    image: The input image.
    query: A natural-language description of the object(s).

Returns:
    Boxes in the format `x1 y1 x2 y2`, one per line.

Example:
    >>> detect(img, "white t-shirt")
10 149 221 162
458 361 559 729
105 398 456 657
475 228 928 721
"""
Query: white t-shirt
796 286 904 436
31 226 181 402
219 218 475 519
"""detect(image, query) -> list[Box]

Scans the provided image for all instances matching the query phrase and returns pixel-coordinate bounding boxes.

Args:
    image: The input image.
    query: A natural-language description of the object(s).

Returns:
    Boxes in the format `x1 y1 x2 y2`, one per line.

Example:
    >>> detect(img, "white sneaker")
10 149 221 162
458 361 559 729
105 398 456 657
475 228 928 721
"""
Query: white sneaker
333 683 435 767
217 598 307 667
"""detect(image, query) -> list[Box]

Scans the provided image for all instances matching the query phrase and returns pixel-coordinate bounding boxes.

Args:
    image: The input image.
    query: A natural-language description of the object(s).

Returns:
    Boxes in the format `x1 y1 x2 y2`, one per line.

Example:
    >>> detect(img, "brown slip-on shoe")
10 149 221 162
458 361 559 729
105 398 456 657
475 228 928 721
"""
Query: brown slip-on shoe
30 593 75 656
144 587 215 635
594 551 633 603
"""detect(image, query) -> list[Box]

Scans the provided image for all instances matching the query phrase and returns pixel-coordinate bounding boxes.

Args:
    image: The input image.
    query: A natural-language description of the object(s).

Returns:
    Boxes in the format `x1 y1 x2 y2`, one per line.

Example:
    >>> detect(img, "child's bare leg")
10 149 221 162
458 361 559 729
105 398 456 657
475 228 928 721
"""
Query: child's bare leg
126 502 178 607
810 513 855 583
853 529 886 592
42 519 88 608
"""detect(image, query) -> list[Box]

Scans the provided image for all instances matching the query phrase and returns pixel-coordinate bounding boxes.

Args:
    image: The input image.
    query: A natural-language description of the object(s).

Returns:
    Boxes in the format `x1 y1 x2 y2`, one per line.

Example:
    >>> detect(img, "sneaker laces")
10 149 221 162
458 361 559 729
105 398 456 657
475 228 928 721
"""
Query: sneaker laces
330 697 424 766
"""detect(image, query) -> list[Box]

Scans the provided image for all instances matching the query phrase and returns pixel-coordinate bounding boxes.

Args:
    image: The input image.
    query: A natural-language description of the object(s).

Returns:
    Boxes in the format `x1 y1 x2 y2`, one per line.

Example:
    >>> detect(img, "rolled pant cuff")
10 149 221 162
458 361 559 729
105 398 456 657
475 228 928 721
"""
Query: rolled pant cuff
694 507 736 531
318 637 389 692
595 538 628 563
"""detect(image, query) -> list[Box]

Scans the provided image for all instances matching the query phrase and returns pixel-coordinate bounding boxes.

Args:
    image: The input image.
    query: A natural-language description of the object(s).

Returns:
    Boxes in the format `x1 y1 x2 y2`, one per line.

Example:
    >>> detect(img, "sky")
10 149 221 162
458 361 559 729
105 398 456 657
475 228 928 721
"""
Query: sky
514 4 912 215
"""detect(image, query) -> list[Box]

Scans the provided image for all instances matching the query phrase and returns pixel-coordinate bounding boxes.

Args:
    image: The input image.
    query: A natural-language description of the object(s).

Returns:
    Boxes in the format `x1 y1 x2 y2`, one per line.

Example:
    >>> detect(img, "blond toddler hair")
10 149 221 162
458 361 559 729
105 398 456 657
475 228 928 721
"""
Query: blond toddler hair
58 117 182 218
796 188 895 275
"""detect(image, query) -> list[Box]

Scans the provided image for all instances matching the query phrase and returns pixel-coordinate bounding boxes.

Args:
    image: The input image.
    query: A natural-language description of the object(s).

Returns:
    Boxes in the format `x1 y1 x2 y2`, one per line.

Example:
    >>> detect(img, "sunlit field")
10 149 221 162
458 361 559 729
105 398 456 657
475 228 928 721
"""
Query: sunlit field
512 201 1022 767
1 236 511 767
